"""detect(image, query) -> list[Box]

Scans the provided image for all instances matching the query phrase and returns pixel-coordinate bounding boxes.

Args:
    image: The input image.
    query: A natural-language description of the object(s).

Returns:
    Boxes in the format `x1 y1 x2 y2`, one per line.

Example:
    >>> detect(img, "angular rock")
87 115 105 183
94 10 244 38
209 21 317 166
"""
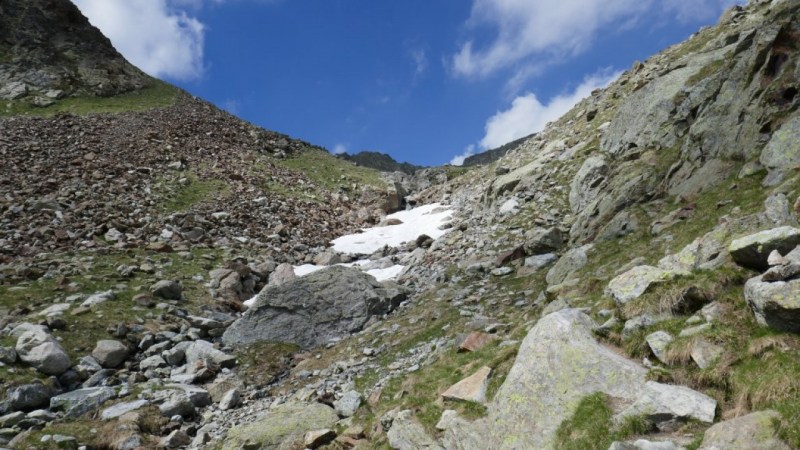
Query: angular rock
150 280 182 300
269 263 296 286
646 331 673 364
609 439 686 450
546 245 591 286
333 390 362 418
0 347 17 364
6 383 51 412
570 156 609 213
458 332 498 353
50 387 116 418
160 430 191 448
158 393 195 418
523 253 558 271
387 409 443 450
442 366 491 404
691 340 723 369
219 389 240 411
222 403 338 450
729 227 800 271
606 266 676 306
182 340 236 369
81 291 115 308
139 355 167 371
15 329 71 375
617 381 716 430
223 266 407 348
699 410 789 450
445 309 647 449
91 340 129 368
744 274 800 332
524 227 564 255
304 429 337 449
100 400 149 420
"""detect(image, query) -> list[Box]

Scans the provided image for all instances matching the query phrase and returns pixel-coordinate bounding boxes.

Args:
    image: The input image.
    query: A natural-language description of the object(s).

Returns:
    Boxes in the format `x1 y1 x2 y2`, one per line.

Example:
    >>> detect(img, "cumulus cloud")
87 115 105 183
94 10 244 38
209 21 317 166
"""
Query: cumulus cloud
72 0 206 81
479 69 620 150
449 144 476 166
451 0 745 80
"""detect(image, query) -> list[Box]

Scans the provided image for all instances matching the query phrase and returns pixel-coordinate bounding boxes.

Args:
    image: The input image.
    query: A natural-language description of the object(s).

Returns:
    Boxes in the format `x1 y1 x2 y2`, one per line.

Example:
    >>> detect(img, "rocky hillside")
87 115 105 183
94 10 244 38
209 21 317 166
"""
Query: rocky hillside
338 152 424 175
3 0 800 450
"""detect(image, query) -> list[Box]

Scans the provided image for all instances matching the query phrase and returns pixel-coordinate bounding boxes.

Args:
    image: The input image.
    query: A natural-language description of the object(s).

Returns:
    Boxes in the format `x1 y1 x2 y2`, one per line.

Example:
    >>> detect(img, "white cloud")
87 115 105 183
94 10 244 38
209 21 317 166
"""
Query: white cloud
73 0 206 81
452 0 647 79
451 0 744 80
333 143 349 155
479 69 620 149
411 49 428 77
449 144 476 166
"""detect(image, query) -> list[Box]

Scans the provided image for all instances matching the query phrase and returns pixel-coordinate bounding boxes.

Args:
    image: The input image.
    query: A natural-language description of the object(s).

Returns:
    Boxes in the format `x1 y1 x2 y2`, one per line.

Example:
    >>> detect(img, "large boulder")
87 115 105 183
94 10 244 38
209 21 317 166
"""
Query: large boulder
615 381 716 430
569 156 609 214
728 227 800 271
5 383 52 412
223 266 407 348
388 410 443 450
50 387 116 418
15 329 71 375
744 274 800 332
445 309 647 449
222 403 338 450
91 340 129 368
760 112 800 183
546 245 591 286
698 410 790 450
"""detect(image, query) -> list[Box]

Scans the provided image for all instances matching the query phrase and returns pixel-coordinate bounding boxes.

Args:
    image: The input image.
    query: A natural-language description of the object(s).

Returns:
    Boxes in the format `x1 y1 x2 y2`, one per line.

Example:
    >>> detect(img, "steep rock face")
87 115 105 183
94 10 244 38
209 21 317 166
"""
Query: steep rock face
0 0 149 98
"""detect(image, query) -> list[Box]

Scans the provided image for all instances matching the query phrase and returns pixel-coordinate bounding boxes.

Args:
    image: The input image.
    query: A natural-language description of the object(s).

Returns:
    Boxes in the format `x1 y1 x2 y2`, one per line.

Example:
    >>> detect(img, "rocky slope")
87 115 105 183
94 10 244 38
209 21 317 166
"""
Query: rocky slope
3 0 800 450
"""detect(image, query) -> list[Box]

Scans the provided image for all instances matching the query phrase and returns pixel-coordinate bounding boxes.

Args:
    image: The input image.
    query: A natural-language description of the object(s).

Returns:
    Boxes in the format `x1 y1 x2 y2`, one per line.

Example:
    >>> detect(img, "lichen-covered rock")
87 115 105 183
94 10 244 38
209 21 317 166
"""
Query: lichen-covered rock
546 245 591 286
606 266 677 306
223 265 407 348
50 387 116 418
445 309 647 449
761 112 800 183
222 403 338 450
729 227 800 270
699 410 790 450
569 156 609 213
744 274 800 332
387 410 443 450
616 381 716 430
646 331 673 364
441 366 492 404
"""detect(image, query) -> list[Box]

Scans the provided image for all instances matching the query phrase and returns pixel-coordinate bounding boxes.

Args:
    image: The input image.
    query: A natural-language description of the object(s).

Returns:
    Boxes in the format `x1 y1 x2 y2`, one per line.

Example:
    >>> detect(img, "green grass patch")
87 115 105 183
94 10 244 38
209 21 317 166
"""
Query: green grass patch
273 147 387 195
157 172 230 212
236 341 299 388
0 80 180 117
554 392 651 450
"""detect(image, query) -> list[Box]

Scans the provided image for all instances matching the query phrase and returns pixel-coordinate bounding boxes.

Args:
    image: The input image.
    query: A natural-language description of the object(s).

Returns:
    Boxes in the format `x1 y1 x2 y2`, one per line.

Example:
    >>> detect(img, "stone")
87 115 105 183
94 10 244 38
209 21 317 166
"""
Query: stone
304 429 337 449
458 332 498 353
52 435 78 449
524 227 564 255
491 267 514 277
162 347 185 366
15 329 72 375
698 410 790 450
81 291 115 307
570 156 609 213
606 266 676 306
765 194 796 226
160 430 191 448
50 387 116 418
498 198 519 215
691 340 723 369
223 266 407 348
150 280 182 300
617 381 716 430
269 263 296 286
523 253 558 271
609 440 686 450
442 366 492 404
158 393 195 418
333 390 362 418
6 383 51 411
100 400 149 420
222 403 338 450
313 250 341 266
495 246 525 267
436 410 460 431
91 340 129 368
744 274 800 332
0 347 17 365
0 81 28 100
624 315 665 339
182 340 236 369
546 245 591 286
445 309 648 449
219 389 240 411
645 331 673 364
729 227 800 271
139 355 167 371
761 112 800 181
387 410 443 450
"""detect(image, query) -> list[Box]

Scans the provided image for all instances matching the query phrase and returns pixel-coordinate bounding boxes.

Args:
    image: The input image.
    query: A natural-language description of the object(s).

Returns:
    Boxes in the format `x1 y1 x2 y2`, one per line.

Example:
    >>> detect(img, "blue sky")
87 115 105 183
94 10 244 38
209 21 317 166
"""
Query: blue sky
72 0 743 166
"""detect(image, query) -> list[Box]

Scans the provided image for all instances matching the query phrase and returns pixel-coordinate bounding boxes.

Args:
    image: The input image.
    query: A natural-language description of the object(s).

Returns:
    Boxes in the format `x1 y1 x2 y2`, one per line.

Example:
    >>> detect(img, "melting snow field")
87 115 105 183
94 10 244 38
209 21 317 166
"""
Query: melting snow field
245 204 452 307
331 203 453 254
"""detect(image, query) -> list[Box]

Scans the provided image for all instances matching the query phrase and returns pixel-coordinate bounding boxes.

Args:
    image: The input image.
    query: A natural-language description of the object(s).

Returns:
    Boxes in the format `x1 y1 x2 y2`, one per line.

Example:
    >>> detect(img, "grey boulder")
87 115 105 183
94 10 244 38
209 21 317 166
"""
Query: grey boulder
616 381 716 430
50 387 116 418
15 329 72 375
223 265 407 348
744 274 800 332
91 340 129 368
729 227 800 270
150 280 182 300
698 410 790 450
